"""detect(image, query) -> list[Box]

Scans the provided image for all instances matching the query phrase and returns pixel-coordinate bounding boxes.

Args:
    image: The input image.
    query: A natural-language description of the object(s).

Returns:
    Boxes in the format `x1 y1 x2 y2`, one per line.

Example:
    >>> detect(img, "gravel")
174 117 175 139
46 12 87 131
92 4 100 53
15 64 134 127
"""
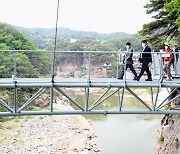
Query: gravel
0 100 100 154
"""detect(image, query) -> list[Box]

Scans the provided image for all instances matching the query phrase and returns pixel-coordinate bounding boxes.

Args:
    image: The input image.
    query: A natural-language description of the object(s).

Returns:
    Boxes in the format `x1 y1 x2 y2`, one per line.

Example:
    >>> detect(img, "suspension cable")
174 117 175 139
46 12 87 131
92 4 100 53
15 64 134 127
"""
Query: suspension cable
51 0 60 82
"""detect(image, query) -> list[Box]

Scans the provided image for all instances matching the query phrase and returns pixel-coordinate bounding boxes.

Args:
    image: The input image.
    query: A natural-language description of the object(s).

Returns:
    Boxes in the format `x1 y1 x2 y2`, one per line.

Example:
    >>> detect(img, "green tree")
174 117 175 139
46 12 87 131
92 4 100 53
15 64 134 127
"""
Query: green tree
139 0 180 48
105 34 143 52
0 43 10 50
164 0 180 26
0 22 51 77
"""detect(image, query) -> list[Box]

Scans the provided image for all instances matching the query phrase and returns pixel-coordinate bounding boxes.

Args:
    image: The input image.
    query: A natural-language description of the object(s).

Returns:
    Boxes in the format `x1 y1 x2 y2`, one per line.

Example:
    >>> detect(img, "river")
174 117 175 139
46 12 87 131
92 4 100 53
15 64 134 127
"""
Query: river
67 88 162 154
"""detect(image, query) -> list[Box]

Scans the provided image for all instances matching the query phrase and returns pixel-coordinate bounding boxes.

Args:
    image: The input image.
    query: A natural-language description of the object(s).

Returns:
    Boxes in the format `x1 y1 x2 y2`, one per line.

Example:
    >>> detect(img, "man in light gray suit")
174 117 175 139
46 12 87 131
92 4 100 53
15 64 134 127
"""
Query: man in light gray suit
118 42 137 80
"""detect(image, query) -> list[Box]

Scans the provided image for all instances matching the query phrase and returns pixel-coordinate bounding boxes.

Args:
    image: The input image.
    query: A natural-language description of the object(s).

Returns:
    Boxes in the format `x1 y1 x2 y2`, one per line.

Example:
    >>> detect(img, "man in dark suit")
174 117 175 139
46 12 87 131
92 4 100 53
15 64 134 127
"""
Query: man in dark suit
135 40 152 81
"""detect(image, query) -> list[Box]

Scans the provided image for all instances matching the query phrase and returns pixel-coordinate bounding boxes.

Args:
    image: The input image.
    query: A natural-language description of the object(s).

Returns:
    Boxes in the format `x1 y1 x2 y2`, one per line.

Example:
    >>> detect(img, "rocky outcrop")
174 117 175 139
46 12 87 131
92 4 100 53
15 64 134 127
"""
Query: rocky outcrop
156 89 180 154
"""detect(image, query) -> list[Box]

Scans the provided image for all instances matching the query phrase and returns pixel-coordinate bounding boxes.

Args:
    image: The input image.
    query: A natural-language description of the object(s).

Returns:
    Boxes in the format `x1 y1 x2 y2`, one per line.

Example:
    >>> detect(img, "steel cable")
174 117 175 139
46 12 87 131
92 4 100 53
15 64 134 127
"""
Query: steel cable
51 0 60 82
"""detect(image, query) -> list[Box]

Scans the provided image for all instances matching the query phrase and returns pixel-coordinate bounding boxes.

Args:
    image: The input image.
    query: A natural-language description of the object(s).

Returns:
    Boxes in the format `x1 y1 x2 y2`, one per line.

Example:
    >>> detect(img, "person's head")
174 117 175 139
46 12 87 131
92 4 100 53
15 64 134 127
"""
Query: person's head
174 45 177 49
164 42 171 49
126 42 131 49
141 40 147 48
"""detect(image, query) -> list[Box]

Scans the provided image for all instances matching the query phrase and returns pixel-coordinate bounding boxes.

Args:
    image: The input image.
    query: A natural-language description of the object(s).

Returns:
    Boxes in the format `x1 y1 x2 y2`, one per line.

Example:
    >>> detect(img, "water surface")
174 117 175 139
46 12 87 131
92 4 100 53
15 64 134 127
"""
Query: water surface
67 89 162 154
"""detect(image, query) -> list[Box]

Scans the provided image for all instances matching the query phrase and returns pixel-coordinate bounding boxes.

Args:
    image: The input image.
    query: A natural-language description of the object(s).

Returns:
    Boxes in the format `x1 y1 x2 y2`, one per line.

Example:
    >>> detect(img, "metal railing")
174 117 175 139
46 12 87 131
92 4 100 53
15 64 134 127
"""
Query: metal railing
0 50 179 80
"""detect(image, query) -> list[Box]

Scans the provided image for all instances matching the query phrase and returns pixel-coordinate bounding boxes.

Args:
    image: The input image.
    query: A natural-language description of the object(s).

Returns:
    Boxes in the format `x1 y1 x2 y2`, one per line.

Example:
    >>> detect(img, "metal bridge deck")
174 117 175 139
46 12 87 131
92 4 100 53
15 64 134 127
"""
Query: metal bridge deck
0 77 179 116
0 78 179 88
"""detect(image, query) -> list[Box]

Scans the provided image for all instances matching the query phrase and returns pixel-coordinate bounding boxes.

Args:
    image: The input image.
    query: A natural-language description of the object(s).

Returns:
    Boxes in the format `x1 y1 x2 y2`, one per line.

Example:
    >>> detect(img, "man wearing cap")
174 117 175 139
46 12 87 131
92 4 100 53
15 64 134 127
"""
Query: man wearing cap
135 40 152 81
118 42 137 80
163 42 173 81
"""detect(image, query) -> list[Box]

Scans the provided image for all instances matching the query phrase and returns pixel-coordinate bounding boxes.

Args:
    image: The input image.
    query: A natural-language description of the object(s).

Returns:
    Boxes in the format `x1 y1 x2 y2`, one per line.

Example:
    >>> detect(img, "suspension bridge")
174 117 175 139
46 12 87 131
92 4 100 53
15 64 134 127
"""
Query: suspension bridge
0 50 179 116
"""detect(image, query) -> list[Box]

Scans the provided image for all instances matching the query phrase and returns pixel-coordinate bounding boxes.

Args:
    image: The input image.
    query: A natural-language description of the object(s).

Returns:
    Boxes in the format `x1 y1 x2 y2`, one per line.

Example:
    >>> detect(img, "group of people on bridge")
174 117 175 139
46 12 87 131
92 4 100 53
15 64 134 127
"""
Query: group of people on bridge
117 40 179 81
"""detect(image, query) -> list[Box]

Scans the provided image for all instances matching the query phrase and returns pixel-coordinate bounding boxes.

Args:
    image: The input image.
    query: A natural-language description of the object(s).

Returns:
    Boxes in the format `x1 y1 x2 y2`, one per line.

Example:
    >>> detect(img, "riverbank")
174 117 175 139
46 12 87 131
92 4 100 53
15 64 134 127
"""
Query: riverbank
0 99 100 154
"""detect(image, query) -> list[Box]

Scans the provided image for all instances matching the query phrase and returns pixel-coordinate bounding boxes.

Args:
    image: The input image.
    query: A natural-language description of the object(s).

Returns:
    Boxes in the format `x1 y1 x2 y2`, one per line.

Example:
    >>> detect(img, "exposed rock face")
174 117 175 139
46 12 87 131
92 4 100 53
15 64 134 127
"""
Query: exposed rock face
156 89 180 154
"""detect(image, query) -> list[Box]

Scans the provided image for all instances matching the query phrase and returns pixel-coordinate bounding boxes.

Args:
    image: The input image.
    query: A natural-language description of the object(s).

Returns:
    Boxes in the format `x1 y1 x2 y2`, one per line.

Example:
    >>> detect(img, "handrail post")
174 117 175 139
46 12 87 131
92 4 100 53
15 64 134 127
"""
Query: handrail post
178 51 180 74
13 51 17 78
88 53 91 81
152 50 156 75
14 81 17 113
159 52 163 80
174 52 177 76
116 53 119 78
83 52 86 78
50 86 54 112
124 53 127 81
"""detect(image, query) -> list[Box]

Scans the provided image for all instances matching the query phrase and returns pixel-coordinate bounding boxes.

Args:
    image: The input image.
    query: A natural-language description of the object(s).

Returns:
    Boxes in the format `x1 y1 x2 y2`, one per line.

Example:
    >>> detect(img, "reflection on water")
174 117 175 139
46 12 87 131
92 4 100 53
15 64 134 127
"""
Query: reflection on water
66 89 162 154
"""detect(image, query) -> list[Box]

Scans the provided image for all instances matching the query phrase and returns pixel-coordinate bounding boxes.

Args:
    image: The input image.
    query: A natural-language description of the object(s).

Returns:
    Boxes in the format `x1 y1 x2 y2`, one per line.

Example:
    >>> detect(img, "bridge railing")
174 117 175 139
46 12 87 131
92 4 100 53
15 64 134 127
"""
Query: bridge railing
0 50 179 80
54 51 180 80
54 51 119 79
0 50 52 78
152 51 180 77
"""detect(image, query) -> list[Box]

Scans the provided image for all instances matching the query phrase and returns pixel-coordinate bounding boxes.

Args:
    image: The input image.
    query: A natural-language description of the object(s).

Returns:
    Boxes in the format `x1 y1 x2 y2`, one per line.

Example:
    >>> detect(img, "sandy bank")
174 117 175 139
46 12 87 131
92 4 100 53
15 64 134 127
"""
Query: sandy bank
0 99 100 154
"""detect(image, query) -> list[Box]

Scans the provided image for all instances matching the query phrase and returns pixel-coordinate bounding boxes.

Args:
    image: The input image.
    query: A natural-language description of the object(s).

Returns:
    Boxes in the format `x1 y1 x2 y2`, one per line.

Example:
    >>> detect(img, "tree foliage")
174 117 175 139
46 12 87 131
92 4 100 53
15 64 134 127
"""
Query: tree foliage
0 23 37 50
53 35 143 67
164 0 180 26
0 22 50 77
17 26 143 51
139 0 180 48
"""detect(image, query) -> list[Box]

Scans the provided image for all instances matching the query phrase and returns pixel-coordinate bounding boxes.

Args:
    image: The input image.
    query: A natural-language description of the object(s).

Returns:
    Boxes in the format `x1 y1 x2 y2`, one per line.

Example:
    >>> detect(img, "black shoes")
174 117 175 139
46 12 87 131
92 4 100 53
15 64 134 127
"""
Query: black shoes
133 77 138 80
133 77 139 81
145 78 152 81
118 77 152 81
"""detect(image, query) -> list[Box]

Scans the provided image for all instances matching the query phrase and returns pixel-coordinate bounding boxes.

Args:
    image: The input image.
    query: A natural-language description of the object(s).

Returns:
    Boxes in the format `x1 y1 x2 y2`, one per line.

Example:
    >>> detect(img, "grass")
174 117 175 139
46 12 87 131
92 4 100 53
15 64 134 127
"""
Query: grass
6 126 13 130
0 117 11 122
26 116 33 119
13 116 23 123
39 116 44 120
168 117 174 124
173 137 179 148
14 119 20 122
159 135 164 142
32 107 41 111
162 104 171 110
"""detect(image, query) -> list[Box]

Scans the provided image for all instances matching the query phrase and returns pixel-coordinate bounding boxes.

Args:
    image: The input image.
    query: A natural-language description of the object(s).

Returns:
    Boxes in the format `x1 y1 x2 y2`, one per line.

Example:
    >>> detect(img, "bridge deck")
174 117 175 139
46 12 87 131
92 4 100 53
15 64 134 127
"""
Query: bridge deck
0 78 179 88
0 77 179 116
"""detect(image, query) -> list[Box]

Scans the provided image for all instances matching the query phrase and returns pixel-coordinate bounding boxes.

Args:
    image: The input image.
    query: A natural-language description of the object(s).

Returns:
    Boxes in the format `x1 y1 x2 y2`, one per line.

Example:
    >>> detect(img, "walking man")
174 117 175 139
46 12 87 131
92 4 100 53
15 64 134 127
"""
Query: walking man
135 40 152 81
118 42 137 80
173 45 179 64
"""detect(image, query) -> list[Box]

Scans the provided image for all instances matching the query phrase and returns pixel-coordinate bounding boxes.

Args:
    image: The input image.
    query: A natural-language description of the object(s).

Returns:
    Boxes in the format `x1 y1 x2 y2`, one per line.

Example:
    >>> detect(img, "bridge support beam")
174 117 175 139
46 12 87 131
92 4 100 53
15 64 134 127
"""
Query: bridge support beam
1 110 180 116
0 78 179 116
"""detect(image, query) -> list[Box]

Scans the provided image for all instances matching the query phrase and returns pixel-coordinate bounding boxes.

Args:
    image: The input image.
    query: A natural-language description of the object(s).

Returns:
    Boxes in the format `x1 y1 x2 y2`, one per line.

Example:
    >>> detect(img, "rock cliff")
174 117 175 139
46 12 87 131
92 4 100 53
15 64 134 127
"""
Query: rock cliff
156 89 180 154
